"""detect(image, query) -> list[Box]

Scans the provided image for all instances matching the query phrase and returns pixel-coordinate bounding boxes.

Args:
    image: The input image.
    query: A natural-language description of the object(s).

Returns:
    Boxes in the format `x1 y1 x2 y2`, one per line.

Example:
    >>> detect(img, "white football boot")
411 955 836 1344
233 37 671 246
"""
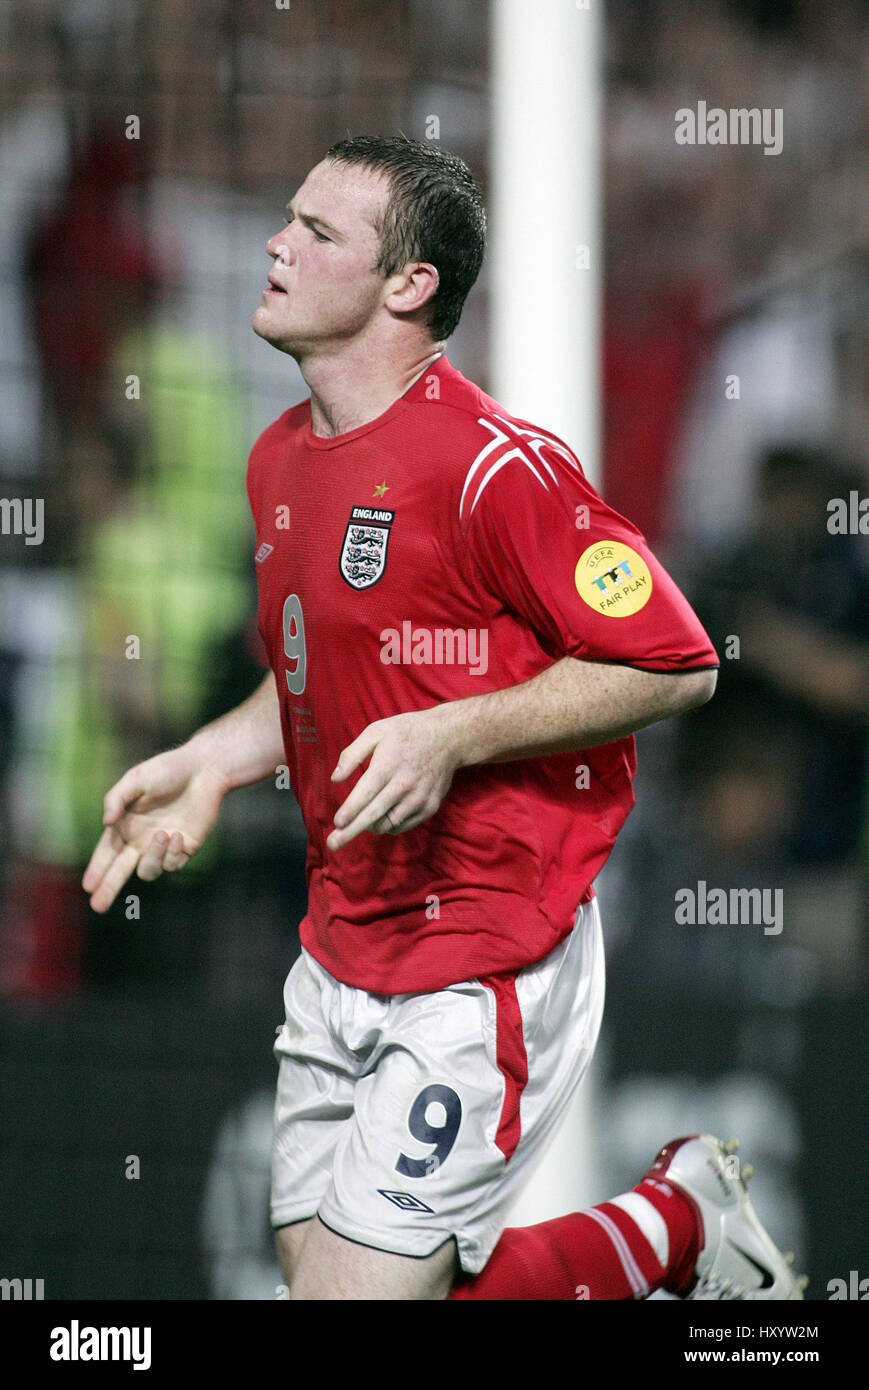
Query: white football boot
643 1134 808 1300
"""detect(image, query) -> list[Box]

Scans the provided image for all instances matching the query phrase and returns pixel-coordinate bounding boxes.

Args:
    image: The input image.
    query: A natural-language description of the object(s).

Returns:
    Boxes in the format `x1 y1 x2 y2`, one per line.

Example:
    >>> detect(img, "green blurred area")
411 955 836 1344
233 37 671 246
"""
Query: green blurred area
42 326 253 867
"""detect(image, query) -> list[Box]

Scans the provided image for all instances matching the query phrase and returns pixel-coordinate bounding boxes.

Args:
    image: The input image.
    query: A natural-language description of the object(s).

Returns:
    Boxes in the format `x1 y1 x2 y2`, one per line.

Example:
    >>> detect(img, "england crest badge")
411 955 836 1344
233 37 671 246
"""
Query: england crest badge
339 505 395 590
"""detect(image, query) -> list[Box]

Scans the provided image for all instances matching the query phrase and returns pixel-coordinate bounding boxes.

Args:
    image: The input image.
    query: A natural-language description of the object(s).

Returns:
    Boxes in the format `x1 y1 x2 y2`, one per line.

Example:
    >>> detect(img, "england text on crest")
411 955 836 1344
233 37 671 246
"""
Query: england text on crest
339 505 395 590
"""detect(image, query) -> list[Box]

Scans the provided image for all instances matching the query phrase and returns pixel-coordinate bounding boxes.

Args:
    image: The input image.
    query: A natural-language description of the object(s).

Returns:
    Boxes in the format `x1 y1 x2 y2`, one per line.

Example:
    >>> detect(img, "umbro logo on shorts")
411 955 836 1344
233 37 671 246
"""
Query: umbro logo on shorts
377 1190 434 1214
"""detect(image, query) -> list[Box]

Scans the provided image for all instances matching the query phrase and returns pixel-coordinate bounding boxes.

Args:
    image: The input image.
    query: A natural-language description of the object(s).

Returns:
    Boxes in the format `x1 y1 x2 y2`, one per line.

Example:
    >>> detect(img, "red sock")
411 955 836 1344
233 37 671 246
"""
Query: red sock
449 1178 700 1300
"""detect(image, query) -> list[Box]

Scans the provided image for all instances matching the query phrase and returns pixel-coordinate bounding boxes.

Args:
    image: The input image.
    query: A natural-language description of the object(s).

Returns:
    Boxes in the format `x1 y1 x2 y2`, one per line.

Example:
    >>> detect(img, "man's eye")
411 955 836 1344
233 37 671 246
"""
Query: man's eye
312 228 330 243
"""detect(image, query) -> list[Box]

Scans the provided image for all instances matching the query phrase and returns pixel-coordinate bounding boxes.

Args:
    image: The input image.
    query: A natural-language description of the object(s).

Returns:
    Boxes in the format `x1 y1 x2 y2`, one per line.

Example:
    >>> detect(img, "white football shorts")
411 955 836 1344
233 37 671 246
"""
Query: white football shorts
270 896 605 1275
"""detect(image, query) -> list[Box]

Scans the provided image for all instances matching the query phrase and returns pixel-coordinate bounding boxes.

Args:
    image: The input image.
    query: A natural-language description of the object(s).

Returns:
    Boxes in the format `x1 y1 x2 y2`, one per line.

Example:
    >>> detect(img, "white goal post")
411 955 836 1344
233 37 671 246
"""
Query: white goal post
490 0 603 1223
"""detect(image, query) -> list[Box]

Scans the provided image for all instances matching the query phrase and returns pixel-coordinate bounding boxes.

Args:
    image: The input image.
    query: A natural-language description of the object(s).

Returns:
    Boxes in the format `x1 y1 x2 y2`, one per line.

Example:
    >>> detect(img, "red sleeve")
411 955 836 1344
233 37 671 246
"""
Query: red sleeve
460 418 718 672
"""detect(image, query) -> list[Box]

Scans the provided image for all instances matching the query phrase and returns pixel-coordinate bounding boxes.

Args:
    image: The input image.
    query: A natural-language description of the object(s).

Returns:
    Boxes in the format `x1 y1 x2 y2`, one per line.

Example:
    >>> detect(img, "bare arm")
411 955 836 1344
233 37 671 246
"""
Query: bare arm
183 671 285 793
83 672 284 912
328 657 717 848
437 657 717 766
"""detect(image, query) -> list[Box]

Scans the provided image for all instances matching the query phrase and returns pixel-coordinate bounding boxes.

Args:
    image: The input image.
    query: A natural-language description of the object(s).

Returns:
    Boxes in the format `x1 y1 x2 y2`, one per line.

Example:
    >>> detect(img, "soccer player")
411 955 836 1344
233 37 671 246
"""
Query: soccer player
82 137 804 1301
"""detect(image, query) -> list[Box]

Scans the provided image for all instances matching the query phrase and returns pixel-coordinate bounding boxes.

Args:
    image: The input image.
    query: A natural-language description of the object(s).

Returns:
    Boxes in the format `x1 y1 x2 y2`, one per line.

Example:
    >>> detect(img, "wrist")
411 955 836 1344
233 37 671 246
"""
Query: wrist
183 726 235 798
431 695 487 770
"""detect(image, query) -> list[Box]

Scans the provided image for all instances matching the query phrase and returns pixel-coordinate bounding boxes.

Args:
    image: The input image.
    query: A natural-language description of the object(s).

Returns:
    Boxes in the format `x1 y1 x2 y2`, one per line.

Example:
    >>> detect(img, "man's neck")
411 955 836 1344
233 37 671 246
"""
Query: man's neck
299 339 445 438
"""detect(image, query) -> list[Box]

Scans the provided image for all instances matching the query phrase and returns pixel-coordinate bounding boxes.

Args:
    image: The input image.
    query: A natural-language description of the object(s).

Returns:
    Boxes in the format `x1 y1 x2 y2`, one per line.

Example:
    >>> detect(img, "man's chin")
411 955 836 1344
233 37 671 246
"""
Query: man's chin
252 309 296 353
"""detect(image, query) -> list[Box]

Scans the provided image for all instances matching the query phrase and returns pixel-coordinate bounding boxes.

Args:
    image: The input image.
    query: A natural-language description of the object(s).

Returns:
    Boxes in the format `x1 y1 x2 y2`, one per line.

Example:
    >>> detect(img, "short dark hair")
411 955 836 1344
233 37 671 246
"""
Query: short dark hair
324 134 486 341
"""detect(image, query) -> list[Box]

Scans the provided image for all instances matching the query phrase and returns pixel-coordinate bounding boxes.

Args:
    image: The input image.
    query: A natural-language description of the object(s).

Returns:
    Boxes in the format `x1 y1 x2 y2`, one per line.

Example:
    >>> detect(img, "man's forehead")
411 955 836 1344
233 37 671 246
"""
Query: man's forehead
295 159 388 229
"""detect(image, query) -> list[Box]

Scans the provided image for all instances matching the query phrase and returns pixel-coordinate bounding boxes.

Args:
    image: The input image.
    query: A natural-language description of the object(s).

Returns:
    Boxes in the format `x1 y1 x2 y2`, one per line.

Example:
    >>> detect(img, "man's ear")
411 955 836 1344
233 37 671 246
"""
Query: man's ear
383 262 439 317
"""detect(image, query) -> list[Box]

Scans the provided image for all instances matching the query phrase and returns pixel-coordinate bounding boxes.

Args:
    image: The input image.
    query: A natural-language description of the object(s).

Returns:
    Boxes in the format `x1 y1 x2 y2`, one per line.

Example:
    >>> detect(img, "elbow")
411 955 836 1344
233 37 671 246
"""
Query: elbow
677 667 718 712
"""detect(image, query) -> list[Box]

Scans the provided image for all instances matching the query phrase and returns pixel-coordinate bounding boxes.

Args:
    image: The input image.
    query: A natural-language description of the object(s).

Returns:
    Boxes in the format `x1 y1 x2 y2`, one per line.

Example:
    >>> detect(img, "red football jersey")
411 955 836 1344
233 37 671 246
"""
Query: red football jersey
247 355 718 993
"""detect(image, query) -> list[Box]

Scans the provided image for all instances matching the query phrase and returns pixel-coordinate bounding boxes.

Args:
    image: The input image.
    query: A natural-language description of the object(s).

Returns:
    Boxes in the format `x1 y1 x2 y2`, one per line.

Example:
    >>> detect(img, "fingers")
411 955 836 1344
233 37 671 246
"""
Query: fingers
82 824 126 895
371 791 423 835
331 725 382 783
83 827 190 912
136 830 188 881
328 783 419 850
379 799 429 835
162 831 190 873
85 835 141 914
327 790 391 850
332 761 394 834
102 766 148 825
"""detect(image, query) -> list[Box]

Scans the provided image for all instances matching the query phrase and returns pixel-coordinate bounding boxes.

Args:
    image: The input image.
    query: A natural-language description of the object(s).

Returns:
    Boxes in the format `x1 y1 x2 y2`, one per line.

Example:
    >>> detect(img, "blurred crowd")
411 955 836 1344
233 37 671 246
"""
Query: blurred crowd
0 0 866 1009
0 0 487 1001
601 0 869 1003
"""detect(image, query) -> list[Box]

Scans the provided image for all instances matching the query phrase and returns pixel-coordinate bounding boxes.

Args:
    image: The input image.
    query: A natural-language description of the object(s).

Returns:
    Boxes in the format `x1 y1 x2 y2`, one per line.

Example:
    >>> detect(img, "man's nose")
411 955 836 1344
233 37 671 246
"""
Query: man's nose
266 230 294 263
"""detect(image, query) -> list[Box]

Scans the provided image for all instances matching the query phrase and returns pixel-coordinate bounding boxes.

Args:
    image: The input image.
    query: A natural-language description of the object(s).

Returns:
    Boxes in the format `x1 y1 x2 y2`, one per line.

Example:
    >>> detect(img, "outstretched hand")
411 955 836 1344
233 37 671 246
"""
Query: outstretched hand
82 746 228 913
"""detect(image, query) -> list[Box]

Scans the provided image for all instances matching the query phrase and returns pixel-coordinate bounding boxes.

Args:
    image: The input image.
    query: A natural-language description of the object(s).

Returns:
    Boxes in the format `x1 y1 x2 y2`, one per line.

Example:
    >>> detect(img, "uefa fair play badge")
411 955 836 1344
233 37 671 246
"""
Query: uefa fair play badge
574 540 653 617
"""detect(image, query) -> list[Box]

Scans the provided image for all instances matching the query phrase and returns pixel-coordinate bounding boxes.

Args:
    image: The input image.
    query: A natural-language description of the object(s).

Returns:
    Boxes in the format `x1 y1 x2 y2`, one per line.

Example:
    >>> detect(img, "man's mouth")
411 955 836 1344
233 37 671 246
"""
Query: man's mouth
266 275 287 294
